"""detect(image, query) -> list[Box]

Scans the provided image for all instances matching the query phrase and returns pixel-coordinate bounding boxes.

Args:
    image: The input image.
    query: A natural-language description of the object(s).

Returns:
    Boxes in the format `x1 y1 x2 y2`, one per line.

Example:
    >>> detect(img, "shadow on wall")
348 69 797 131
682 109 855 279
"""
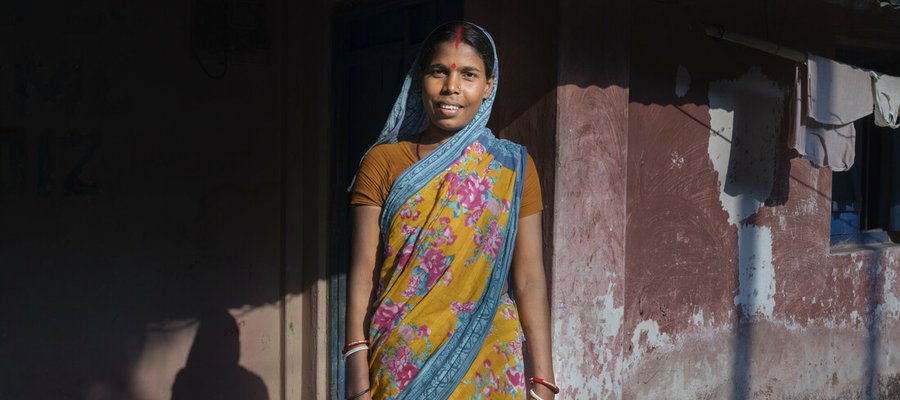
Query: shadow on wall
625 0 830 398
624 0 900 398
0 0 299 399
171 310 269 400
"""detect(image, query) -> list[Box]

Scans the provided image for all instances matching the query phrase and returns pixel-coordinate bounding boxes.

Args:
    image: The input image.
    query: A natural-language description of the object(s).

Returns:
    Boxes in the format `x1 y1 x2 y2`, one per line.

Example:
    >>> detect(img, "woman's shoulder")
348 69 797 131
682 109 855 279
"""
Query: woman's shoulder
365 142 415 164
359 142 417 178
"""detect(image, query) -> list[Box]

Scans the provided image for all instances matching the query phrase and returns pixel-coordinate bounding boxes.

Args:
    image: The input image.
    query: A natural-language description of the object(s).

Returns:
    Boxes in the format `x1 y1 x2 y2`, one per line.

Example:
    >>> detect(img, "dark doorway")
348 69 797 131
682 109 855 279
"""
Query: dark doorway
328 1 462 397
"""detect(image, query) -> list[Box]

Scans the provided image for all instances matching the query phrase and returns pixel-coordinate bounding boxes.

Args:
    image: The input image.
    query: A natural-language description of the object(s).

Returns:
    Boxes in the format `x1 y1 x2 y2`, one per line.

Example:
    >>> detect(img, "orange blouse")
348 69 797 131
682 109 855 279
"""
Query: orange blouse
351 141 543 217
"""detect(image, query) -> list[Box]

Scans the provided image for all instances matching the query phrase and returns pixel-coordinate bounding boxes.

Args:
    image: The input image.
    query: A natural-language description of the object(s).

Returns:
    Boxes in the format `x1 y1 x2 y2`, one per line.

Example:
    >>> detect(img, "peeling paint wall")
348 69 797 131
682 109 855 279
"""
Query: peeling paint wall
551 0 628 398
622 1 900 399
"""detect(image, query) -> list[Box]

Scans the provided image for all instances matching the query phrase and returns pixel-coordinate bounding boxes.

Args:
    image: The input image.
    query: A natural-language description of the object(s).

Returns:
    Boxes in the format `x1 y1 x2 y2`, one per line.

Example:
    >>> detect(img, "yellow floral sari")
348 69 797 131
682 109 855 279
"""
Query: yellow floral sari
368 139 526 399
354 22 526 399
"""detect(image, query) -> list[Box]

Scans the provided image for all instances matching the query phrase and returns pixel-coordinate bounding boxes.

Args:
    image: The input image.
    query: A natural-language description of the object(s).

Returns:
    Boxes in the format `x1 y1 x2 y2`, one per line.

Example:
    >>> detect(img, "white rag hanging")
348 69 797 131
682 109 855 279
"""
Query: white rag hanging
870 71 900 129
789 54 874 171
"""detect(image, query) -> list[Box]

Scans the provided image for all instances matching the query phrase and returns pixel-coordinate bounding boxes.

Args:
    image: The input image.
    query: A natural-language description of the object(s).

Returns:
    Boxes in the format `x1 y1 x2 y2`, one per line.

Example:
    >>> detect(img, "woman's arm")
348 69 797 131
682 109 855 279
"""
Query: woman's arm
511 212 557 399
345 205 383 399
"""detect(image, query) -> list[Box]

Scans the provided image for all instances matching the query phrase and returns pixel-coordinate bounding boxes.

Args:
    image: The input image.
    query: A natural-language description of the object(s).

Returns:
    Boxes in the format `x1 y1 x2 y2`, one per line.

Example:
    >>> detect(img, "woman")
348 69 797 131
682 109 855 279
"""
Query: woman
344 21 557 400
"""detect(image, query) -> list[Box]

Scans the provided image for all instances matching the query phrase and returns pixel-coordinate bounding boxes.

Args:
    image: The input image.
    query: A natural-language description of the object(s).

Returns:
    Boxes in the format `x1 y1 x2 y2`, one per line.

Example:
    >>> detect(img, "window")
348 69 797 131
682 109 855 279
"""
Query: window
831 116 900 246
829 47 900 247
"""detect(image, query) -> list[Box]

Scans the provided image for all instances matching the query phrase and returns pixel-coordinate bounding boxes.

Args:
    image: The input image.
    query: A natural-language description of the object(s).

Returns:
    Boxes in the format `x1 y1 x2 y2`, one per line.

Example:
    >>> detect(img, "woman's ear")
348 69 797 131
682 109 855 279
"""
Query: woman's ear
483 76 494 100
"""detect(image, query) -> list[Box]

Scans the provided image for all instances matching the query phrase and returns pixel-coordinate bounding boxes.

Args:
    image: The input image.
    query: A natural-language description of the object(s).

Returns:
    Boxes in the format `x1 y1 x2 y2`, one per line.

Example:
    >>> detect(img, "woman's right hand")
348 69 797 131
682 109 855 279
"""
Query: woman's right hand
345 205 381 399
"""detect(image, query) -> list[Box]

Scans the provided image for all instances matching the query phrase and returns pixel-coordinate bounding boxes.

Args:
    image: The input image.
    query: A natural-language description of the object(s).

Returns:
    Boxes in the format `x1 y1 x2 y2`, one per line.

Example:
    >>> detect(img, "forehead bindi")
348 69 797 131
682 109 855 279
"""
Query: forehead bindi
430 41 484 72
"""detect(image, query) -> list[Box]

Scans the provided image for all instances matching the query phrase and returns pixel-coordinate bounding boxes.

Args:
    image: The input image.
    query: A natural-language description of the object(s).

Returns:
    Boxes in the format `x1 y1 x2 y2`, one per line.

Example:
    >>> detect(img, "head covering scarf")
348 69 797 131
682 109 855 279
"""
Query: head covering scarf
358 21 528 399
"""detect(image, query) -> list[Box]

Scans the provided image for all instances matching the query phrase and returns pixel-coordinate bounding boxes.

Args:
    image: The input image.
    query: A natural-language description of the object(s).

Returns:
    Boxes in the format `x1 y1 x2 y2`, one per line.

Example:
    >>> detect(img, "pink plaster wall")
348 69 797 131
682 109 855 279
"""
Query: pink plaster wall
551 1 629 398
622 1 900 398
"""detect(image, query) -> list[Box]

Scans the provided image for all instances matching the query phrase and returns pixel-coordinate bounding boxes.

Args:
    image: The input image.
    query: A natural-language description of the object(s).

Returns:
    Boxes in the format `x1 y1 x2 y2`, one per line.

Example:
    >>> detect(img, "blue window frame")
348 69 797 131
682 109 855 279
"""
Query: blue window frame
831 116 900 247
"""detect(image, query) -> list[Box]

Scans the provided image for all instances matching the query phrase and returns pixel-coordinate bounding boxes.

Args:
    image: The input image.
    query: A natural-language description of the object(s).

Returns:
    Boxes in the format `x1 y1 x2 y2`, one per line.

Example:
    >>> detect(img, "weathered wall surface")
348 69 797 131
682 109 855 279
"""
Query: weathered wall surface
624 1 900 399
552 0 629 398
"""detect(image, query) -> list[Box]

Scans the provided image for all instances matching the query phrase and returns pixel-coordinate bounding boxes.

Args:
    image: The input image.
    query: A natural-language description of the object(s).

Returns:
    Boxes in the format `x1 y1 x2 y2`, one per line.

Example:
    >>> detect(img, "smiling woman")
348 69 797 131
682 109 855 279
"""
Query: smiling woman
418 29 494 139
344 21 556 400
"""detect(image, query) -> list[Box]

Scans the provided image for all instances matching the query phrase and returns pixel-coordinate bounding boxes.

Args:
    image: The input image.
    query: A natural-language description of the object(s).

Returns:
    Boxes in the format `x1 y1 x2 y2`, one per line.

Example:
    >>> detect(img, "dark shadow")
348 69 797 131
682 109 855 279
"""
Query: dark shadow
731 222 758 400
172 309 269 400
864 250 883 400
0 1 305 399
731 307 753 400
329 2 464 398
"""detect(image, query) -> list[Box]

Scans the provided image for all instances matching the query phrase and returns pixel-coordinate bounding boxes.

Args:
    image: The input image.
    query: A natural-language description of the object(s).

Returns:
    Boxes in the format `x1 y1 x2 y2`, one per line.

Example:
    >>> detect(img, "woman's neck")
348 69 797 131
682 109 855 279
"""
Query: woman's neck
418 126 455 146
413 126 456 160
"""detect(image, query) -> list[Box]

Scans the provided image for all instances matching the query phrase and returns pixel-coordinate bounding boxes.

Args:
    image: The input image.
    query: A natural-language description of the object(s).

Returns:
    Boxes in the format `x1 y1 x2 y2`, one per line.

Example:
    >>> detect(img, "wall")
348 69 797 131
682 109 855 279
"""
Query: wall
623 1 900 398
0 0 330 398
465 0 559 287
551 0 630 398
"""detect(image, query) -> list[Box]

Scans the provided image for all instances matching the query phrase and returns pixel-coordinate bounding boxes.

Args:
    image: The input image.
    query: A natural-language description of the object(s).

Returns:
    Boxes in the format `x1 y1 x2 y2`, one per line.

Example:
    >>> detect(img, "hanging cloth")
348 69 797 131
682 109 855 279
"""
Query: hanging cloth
789 54 874 171
870 71 900 129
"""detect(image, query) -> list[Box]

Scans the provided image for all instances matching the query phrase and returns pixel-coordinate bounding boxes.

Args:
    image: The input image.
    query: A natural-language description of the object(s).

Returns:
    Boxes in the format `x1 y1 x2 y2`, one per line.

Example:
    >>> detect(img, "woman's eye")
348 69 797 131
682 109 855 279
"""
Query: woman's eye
463 72 477 79
430 69 446 77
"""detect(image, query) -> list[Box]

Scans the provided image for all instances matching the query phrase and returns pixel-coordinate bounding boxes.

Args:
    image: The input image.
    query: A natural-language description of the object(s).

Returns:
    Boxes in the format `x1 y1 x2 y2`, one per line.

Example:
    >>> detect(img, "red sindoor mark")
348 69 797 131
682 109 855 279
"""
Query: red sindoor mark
452 25 462 70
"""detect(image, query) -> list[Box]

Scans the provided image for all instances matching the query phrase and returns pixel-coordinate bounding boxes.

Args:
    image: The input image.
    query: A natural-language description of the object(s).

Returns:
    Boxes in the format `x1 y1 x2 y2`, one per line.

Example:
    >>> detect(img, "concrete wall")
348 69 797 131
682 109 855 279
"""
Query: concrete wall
550 0 630 398
623 1 900 398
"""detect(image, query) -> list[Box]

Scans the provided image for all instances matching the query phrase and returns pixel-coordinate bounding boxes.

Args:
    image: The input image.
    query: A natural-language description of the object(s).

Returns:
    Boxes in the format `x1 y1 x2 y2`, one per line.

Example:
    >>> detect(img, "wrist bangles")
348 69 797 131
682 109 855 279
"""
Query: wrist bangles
342 339 369 361
346 387 370 400
344 340 371 399
528 376 560 399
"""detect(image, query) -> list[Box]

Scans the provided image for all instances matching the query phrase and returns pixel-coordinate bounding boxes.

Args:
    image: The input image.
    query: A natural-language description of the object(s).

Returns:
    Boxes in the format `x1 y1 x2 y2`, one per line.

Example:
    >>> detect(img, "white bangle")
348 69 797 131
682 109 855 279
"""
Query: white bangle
342 345 369 361
529 388 546 400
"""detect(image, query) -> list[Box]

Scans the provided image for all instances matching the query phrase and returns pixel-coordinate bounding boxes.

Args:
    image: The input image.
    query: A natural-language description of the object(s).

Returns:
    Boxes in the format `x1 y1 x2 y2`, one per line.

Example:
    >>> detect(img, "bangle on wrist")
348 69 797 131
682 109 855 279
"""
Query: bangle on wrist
342 340 368 353
342 344 369 360
529 388 546 400
346 387 370 400
529 377 560 394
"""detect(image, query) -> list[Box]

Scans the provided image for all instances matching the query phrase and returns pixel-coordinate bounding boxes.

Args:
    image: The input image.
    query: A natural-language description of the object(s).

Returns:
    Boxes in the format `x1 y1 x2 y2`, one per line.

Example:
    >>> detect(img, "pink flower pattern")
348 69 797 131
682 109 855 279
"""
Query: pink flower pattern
417 325 431 337
481 220 503 259
505 367 525 389
451 301 476 314
500 304 517 321
401 274 421 299
397 242 415 268
420 247 448 288
457 174 492 218
433 219 457 247
372 301 406 336
394 362 419 391
443 171 461 195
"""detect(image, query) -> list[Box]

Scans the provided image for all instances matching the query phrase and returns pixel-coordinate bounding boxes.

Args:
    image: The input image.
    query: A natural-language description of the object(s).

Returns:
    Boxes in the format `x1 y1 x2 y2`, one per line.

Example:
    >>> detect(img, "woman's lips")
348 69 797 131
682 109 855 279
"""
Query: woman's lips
436 102 463 117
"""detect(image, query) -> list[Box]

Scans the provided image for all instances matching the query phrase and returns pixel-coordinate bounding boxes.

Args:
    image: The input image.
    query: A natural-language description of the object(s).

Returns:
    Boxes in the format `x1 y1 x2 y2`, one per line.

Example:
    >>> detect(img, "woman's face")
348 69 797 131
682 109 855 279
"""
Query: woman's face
420 41 494 135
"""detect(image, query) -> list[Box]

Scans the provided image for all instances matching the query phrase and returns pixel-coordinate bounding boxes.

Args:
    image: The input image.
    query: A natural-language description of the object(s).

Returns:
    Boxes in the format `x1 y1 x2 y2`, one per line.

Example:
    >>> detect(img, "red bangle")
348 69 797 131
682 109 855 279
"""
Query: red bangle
529 377 560 394
342 340 368 353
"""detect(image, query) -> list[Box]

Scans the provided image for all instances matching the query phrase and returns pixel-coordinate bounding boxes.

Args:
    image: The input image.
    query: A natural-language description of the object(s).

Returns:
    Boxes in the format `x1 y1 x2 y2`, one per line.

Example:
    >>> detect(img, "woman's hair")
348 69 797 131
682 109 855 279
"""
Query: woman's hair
418 21 495 79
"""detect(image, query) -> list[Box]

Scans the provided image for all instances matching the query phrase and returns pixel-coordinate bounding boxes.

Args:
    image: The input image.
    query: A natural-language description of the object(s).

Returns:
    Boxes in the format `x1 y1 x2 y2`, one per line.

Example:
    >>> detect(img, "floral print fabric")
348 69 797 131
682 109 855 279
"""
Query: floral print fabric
368 141 525 399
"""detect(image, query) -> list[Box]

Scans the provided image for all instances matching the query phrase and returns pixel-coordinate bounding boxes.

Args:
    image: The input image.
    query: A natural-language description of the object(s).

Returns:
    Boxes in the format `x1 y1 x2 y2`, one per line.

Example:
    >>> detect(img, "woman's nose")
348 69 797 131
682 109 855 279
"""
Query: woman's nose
442 72 460 94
